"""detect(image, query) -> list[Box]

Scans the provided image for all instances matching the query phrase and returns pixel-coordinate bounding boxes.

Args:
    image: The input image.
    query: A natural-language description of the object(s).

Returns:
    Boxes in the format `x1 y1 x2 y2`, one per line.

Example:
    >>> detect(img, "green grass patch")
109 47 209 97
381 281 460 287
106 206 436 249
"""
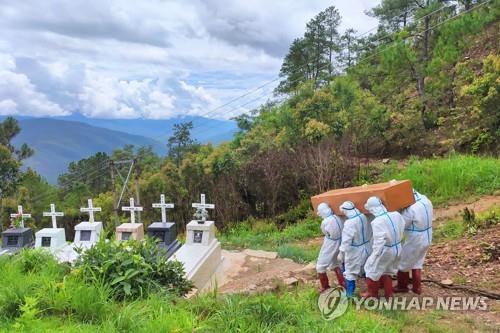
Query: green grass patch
277 244 320 264
380 154 499 206
220 217 319 251
433 206 499 242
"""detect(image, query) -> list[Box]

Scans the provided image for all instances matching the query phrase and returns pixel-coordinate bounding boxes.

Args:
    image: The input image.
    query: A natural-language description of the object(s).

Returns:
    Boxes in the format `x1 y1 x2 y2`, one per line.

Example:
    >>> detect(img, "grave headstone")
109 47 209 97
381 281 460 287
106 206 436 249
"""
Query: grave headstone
35 204 66 253
147 194 180 258
116 198 144 241
1 206 33 255
170 194 223 290
58 199 103 262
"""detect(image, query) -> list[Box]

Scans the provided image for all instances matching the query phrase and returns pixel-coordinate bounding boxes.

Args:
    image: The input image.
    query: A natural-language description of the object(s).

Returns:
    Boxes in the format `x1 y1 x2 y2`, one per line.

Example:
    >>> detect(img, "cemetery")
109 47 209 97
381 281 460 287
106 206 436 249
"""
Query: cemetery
0 0 499 330
0 193 224 292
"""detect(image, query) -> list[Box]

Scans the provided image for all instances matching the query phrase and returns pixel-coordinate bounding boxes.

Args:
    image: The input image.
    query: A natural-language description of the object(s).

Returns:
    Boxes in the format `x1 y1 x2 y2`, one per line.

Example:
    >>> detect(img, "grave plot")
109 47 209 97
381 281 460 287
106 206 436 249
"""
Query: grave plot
116 198 144 241
35 204 66 255
57 199 103 262
171 194 223 290
0 206 33 256
147 194 181 258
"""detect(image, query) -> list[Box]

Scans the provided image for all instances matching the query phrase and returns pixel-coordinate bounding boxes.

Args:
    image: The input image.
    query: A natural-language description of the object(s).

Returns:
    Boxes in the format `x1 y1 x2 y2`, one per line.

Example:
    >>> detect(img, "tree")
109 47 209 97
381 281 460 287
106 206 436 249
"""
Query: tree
0 117 33 196
0 117 33 230
58 152 111 196
276 6 342 94
167 121 198 166
368 0 418 31
339 28 359 69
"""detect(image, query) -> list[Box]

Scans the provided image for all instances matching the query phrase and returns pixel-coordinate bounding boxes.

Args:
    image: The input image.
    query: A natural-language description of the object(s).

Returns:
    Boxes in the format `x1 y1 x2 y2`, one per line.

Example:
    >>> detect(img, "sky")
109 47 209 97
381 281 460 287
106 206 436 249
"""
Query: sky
0 0 380 120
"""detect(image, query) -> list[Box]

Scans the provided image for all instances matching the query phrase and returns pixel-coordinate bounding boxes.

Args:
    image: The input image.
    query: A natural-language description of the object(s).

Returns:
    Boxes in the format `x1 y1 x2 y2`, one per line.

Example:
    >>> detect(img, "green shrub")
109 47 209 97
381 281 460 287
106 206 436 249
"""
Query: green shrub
74 237 192 300
274 199 313 226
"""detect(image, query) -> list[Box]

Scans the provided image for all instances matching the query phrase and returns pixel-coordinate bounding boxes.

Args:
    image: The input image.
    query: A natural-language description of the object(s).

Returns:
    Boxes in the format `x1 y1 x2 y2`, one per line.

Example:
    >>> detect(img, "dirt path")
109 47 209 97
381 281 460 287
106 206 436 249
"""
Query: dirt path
218 250 314 294
433 195 500 222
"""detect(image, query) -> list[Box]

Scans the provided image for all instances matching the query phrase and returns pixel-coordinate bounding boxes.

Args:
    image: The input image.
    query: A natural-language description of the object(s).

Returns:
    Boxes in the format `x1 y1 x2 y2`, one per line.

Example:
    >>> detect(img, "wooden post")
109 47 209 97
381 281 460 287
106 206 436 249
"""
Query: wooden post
110 160 118 217
134 158 141 224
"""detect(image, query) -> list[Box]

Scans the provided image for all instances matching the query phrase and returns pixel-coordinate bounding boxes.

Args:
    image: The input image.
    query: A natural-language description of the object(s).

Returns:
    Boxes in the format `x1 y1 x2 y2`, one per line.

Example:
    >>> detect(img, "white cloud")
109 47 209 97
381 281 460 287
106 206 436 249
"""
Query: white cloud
0 0 381 120
0 55 67 116
78 71 177 119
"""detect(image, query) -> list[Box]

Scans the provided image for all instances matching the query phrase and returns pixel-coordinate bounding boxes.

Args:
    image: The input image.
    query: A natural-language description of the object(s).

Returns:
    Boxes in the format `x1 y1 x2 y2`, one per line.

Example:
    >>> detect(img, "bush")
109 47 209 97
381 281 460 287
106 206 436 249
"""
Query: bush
74 237 192 300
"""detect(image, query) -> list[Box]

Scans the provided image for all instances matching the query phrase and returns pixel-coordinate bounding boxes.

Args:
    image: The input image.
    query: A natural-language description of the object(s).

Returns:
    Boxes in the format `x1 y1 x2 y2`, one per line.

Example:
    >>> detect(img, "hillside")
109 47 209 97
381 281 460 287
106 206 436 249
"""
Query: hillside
9 118 166 183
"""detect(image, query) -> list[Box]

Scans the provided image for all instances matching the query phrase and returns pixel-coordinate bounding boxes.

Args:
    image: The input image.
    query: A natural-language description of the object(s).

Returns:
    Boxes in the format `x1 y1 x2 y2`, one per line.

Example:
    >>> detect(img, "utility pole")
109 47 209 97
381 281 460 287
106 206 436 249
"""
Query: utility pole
133 157 141 224
110 160 118 217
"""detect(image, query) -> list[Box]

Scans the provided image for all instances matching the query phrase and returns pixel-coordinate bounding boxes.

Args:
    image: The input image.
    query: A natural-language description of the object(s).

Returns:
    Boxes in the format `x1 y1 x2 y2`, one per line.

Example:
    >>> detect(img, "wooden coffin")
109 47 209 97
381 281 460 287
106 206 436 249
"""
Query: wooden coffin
311 180 415 215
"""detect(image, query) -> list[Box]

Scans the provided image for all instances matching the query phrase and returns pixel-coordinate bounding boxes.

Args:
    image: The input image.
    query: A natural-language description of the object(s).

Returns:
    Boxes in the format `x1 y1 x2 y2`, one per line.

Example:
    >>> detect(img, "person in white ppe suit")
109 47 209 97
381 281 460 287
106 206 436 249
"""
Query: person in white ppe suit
337 201 372 297
394 189 433 294
316 202 345 293
362 196 405 298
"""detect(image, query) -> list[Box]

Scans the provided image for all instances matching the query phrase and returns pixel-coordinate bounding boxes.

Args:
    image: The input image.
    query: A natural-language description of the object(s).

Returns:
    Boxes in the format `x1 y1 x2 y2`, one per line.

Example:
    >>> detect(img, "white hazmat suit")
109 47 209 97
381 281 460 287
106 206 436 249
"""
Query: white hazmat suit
394 189 433 294
338 201 372 281
362 197 405 298
316 202 345 292
399 190 433 271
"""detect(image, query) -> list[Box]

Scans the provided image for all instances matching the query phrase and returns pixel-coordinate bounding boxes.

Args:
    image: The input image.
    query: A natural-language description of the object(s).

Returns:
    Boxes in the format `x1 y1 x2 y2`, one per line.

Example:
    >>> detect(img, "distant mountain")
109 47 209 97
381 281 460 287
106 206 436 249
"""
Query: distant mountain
56 114 238 144
4 117 166 184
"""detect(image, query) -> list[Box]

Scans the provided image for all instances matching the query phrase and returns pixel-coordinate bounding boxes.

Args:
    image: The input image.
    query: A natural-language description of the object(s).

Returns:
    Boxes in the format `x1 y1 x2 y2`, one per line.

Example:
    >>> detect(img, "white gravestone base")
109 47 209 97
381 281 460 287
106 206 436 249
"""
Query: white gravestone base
35 228 66 252
58 221 103 263
170 220 223 290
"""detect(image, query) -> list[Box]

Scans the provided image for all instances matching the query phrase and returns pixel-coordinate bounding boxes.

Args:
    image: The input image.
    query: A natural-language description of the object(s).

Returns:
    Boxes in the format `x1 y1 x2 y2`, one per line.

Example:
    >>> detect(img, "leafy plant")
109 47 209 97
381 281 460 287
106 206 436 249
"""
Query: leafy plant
74 237 192 300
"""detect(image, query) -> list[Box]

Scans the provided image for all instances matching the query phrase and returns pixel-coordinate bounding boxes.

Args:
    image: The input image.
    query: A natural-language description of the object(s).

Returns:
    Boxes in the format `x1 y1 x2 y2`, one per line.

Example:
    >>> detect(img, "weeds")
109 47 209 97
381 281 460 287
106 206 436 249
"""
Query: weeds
381 154 499 206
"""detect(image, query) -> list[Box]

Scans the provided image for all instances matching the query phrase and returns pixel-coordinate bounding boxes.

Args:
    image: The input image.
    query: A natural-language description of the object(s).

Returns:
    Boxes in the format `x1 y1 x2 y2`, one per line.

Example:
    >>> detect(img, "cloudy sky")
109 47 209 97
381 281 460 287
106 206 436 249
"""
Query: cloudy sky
0 0 380 120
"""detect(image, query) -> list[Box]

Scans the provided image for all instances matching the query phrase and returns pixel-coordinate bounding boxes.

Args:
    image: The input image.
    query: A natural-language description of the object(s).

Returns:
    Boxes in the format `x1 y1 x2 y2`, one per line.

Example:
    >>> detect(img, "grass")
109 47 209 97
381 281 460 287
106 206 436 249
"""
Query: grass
380 154 500 206
433 206 499 242
220 216 322 263
0 245 496 333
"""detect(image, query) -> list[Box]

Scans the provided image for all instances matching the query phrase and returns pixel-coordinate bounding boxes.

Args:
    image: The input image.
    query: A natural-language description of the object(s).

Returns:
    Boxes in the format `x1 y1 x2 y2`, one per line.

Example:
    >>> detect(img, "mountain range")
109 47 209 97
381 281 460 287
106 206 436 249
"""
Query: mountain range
2 115 237 184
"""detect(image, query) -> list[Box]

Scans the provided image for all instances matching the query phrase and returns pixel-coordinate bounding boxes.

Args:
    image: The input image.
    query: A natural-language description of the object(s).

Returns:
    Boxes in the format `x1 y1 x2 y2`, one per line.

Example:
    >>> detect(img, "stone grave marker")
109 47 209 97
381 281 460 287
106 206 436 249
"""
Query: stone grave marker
116 198 144 241
1 205 33 255
35 204 66 253
170 194 223 290
147 194 180 258
58 199 103 263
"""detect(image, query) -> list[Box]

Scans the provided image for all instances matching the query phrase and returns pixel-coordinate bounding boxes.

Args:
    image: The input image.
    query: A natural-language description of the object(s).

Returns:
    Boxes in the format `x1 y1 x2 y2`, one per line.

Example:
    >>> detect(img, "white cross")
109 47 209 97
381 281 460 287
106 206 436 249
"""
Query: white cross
152 194 174 224
80 199 101 223
10 205 31 228
122 197 143 224
192 194 215 221
43 203 64 229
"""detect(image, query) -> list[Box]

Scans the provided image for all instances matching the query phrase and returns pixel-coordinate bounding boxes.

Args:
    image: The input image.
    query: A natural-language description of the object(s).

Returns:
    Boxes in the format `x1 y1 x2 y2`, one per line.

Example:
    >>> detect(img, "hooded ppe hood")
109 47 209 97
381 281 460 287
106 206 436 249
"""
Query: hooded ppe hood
317 202 333 219
364 196 387 216
340 201 361 219
413 189 422 201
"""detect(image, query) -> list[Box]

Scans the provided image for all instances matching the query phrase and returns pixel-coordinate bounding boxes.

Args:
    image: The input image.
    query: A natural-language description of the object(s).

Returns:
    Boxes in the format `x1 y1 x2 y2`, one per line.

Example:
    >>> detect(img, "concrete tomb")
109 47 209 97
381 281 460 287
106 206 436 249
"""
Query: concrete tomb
170 194 223 290
0 205 33 255
58 199 103 262
35 204 66 254
116 198 144 241
147 194 181 258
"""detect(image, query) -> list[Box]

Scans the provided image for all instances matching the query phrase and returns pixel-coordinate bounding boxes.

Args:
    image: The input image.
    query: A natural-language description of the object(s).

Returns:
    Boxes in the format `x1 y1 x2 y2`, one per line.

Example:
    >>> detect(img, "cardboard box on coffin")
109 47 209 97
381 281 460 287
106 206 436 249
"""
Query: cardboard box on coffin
311 180 415 215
